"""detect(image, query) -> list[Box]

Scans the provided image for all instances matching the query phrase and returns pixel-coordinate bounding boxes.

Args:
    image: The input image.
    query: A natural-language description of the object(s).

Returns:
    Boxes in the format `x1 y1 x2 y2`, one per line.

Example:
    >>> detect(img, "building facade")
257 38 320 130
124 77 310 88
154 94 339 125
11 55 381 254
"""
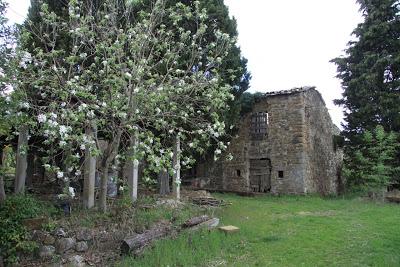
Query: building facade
195 87 342 195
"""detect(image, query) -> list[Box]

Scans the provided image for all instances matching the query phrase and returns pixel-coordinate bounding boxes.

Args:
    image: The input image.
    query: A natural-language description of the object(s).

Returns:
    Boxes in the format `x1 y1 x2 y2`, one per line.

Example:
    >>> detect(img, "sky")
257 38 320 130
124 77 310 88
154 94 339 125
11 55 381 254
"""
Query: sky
5 0 364 127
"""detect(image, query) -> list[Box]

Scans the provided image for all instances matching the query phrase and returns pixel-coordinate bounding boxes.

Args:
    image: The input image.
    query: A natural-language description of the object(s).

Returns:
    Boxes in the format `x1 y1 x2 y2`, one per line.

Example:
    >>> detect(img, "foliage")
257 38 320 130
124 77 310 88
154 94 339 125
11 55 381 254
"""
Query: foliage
332 0 400 138
119 194 400 266
343 125 400 190
14 0 237 210
332 0 400 191
0 194 58 264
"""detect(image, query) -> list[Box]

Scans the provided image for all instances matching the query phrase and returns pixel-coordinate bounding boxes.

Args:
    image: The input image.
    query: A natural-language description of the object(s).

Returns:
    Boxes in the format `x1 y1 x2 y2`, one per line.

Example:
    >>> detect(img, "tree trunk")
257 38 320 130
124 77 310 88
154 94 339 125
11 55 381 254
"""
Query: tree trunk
121 221 172 255
15 125 29 194
83 125 97 209
173 136 181 200
0 148 6 203
99 162 110 212
158 169 170 195
26 152 34 188
127 135 139 203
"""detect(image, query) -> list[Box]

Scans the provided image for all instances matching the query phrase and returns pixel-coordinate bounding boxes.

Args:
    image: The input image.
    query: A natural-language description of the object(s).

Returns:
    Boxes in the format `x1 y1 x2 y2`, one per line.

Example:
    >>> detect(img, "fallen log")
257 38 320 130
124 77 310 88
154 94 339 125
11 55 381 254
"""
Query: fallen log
182 215 210 228
189 218 220 231
121 221 172 255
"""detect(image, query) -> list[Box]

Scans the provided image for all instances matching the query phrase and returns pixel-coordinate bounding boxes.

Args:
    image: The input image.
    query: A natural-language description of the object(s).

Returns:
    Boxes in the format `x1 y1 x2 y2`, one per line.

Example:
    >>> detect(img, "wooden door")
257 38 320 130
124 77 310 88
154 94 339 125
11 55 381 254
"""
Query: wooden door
249 158 271 192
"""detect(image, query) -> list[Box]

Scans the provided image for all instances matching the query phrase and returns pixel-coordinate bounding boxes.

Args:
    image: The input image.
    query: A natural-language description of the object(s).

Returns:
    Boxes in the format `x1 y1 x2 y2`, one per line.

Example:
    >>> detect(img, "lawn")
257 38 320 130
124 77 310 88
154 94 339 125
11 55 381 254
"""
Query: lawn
118 194 400 267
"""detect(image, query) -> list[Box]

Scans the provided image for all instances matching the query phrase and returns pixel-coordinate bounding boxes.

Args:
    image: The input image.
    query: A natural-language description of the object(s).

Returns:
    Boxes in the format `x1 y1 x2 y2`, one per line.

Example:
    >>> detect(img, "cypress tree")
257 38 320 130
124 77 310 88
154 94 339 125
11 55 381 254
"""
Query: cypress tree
332 0 400 189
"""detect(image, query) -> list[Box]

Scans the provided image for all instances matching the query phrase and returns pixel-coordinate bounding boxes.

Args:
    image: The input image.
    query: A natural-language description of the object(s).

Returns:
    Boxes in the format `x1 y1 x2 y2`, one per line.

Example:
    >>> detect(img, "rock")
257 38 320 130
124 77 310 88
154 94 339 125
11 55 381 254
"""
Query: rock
33 230 55 245
76 228 92 241
39 245 56 259
75 241 88 252
56 238 76 253
53 228 67 237
68 255 86 267
43 234 56 245
32 230 47 242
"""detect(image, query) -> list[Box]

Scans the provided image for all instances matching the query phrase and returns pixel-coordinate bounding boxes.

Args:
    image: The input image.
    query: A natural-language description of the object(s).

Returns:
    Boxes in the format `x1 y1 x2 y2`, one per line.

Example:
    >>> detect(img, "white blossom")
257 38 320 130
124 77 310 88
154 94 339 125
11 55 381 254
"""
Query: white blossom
38 114 47 123
68 187 75 198
57 171 64 179
20 102 30 109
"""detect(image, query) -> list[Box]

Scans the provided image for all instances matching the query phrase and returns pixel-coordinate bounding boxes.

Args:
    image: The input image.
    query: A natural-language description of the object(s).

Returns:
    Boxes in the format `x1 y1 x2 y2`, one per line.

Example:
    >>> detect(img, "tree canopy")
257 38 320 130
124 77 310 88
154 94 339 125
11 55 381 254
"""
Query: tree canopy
332 0 400 189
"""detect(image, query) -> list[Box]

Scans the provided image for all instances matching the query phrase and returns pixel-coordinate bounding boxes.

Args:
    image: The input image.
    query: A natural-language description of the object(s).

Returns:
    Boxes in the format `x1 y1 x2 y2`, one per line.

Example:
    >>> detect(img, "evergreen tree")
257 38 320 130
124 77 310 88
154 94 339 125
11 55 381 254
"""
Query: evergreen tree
343 125 399 190
332 0 400 140
332 0 400 189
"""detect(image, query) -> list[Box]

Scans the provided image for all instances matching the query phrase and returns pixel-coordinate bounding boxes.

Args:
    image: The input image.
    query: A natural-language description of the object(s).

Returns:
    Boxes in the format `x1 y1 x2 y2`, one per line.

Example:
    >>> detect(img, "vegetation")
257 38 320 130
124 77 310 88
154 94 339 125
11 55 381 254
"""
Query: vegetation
119 194 400 267
332 0 400 189
0 194 58 264
344 125 400 191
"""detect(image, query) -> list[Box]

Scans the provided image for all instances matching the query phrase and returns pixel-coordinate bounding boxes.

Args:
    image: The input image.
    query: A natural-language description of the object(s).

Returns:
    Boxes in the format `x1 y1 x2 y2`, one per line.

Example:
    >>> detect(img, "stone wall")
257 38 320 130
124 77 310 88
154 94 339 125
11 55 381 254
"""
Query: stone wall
302 90 342 194
195 87 341 195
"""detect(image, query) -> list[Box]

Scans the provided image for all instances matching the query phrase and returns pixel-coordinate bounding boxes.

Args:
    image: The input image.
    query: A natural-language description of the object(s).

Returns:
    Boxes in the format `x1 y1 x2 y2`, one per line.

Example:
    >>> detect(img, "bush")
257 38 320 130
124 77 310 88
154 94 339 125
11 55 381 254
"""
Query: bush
0 194 58 264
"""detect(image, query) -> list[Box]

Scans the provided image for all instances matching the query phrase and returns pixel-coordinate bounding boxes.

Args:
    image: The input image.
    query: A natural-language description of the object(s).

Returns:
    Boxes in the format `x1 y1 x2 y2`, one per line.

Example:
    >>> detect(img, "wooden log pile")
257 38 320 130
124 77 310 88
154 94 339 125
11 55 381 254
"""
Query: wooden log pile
192 197 225 207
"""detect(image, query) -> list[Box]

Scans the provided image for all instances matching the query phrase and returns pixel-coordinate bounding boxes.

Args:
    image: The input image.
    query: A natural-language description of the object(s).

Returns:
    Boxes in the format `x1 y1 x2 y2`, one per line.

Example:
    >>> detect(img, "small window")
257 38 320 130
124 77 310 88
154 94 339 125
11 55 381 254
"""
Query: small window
236 170 241 177
278 171 284 178
251 112 269 140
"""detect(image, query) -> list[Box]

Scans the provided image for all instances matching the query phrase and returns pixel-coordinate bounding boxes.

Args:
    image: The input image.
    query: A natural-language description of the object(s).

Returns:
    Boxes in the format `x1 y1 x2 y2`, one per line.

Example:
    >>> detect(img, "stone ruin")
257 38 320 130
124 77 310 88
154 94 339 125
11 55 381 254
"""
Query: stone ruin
193 87 343 195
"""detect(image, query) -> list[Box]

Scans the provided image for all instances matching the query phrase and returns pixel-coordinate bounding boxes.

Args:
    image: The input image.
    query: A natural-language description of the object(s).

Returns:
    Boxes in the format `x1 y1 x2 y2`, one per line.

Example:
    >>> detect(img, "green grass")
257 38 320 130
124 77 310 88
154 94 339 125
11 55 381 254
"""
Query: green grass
118 194 400 267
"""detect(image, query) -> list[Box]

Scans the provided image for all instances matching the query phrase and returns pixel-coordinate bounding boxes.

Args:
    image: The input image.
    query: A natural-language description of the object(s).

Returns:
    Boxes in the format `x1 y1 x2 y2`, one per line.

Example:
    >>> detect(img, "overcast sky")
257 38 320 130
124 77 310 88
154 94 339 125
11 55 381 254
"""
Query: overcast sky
5 0 363 127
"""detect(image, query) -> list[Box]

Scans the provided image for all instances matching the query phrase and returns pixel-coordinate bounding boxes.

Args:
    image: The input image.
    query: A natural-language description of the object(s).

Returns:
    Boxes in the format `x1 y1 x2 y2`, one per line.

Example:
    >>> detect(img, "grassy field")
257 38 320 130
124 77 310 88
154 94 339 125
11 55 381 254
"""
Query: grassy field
118 194 400 267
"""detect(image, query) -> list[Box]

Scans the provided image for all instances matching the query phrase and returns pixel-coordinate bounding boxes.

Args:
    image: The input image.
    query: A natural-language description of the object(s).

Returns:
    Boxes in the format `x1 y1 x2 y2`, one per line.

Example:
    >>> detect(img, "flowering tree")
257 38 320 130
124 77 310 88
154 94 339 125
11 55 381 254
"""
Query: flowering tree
16 0 233 211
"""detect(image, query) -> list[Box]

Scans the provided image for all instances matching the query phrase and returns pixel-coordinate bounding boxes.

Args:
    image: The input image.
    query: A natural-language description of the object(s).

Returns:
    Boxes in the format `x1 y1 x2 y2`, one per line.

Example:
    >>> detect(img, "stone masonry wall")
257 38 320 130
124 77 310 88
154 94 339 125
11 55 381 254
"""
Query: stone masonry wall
303 90 340 195
195 88 340 195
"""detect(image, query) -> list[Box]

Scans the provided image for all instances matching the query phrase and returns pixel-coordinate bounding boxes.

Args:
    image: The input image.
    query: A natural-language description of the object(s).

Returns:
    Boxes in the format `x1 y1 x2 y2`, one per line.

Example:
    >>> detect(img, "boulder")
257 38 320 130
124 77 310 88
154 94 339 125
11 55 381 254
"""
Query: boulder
53 228 67 238
76 229 92 241
38 245 56 259
68 255 86 267
43 234 56 245
75 241 89 252
55 238 76 253
32 230 47 242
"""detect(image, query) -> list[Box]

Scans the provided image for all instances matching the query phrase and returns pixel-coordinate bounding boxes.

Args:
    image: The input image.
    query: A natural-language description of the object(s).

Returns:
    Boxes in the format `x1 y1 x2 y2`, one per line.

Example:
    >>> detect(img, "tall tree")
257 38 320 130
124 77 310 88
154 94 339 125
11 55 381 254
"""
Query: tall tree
17 0 234 212
332 0 400 140
332 0 400 188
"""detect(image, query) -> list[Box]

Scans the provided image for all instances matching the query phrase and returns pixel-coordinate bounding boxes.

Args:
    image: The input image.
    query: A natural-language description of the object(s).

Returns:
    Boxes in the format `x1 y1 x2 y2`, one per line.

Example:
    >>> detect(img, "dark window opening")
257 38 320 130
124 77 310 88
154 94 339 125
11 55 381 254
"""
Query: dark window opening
251 112 269 140
278 171 284 178
236 170 241 177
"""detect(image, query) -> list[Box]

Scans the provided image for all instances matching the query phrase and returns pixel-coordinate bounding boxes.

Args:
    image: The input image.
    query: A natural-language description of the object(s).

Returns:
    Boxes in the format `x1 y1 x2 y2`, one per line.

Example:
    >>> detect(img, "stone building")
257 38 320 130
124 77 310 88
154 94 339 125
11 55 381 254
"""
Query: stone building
194 87 342 195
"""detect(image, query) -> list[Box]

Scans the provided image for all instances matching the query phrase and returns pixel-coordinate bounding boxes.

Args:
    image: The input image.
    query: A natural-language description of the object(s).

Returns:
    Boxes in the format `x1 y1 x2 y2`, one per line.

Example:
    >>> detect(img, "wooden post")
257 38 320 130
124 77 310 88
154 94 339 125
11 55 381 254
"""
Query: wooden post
173 136 181 200
158 169 170 195
127 135 139 203
83 124 97 209
14 125 28 194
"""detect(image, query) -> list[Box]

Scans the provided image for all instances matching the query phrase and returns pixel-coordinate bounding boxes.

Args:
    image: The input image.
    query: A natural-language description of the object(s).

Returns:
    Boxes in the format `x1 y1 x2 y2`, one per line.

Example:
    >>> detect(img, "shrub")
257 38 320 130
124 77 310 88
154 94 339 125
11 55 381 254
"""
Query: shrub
0 194 58 264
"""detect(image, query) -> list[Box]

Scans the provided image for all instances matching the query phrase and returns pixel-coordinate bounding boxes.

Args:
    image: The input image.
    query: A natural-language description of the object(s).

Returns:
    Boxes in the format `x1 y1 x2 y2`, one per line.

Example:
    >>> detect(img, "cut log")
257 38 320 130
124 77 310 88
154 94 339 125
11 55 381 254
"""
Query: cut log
121 221 172 255
182 215 210 228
